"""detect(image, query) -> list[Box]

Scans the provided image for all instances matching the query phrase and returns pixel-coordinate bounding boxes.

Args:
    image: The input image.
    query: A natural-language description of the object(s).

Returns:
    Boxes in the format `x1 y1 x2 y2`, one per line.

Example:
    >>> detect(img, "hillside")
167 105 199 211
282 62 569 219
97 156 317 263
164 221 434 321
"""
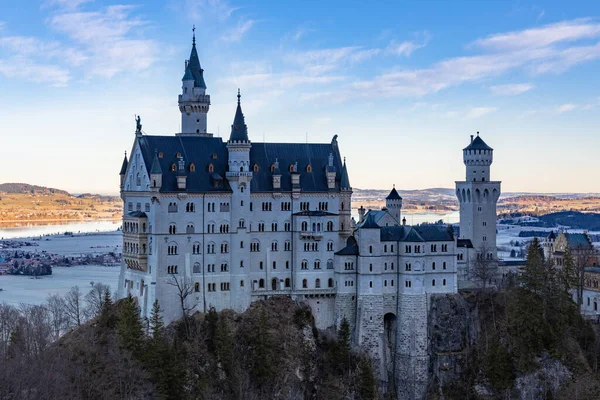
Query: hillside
353 188 600 217
0 182 121 223
0 296 377 400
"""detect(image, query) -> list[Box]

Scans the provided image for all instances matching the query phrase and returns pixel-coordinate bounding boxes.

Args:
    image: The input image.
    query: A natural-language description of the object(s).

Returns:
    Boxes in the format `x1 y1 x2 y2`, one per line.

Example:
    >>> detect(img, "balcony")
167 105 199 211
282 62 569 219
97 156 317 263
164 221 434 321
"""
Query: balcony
300 231 324 240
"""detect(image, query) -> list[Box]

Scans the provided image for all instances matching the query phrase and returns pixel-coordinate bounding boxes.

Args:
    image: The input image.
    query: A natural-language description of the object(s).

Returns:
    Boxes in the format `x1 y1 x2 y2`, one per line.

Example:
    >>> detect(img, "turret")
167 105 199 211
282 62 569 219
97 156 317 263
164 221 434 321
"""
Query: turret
178 27 211 135
339 157 352 236
150 151 162 191
463 131 493 182
385 185 402 225
226 89 252 176
119 151 128 189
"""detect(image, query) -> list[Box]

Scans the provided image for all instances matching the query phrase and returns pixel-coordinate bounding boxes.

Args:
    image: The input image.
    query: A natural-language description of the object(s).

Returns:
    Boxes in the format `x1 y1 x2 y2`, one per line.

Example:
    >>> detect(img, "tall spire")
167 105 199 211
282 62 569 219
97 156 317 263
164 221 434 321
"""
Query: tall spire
182 25 206 89
340 157 351 189
119 151 128 175
229 89 249 142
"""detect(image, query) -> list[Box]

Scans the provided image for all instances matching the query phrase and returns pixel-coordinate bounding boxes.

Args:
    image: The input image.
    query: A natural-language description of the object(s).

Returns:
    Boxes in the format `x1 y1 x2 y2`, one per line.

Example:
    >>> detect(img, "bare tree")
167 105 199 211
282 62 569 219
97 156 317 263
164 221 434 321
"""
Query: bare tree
84 282 111 319
0 303 19 358
18 303 52 357
63 286 85 328
470 244 498 289
46 294 68 341
166 274 198 319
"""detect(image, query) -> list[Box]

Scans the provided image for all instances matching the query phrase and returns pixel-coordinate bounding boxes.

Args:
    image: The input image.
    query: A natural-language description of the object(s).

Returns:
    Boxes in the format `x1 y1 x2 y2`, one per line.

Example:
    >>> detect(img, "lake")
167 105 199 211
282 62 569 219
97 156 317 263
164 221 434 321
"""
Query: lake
0 220 121 239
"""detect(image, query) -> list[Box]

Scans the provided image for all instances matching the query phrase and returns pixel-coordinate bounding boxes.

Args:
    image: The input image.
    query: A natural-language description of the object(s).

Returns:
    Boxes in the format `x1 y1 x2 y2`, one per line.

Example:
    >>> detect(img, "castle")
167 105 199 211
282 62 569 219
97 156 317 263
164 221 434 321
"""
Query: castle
117 33 501 399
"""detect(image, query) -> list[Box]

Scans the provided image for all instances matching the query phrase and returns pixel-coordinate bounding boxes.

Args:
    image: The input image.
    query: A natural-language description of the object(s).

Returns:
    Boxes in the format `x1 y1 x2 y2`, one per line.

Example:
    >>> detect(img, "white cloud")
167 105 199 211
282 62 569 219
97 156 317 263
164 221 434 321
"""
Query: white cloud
48 5 159 78
490 83 534 95
472 18 600 51
386 31 430 57
221 19 256 42
0 58 70 86
556 104 577 113
0 21 5 31
181 0 238 21
44 0 94 10
465 107 497 119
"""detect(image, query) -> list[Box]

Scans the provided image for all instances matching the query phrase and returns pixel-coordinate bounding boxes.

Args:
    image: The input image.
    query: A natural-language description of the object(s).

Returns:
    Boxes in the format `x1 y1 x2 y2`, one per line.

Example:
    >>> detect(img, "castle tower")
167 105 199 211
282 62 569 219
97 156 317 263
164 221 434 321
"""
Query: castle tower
456 132 501 262
225 89 253 311
385 186 402 225
339 157 353 237
178 28 211 135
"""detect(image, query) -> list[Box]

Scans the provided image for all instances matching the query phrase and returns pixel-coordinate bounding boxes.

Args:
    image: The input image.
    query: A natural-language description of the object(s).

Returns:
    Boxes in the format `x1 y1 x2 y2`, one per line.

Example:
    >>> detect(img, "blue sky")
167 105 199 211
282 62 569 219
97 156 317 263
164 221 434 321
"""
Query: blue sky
1 0 600 194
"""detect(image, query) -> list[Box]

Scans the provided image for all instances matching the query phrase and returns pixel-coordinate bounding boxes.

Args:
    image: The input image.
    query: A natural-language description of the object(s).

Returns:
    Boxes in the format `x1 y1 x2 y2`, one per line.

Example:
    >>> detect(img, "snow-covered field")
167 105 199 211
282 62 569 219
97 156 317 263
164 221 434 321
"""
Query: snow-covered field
0 265 120 306
0 231 122 305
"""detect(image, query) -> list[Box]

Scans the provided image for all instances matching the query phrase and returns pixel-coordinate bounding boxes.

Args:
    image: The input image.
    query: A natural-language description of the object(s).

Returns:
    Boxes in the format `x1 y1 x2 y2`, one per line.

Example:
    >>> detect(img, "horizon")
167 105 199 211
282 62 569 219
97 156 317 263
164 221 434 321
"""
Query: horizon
1 1 600 193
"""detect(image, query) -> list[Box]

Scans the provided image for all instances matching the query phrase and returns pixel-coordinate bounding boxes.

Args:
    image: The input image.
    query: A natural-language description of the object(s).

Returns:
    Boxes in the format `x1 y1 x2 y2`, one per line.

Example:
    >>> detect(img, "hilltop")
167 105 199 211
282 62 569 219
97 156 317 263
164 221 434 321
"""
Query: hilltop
0 183 121 223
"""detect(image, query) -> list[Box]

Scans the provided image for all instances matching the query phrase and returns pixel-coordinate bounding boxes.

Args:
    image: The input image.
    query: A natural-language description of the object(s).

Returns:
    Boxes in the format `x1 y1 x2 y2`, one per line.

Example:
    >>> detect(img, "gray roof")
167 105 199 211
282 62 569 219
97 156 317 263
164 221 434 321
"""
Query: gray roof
457 239 473 248
464 134 493 151
150 152 162 174
565 232 593 250
386 187 402 200
182 37 207 89
380 225 454 242
127 211 147 218
584 266 600 273
229 92 249 142
119 154 128 175
359 212 380 229
340 159 350 189
547 231 556 240
136 135 345 193
335 236 359 256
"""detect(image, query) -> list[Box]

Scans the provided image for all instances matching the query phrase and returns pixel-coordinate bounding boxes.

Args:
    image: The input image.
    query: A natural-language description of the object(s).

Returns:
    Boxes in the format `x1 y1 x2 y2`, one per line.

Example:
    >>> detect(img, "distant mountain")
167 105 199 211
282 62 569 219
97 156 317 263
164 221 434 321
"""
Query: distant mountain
0 183 69 196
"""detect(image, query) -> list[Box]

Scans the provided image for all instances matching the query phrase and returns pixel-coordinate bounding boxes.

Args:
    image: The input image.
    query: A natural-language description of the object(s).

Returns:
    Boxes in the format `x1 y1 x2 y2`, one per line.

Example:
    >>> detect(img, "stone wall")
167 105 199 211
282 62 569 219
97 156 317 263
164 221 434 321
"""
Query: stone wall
396 293 429 400
334 293 357 333
356 294 384 379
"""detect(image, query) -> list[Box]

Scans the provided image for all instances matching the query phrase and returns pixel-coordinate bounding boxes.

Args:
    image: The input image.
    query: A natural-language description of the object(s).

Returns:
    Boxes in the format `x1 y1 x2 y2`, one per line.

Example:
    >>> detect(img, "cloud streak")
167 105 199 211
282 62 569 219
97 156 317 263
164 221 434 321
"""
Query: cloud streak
490 83 534 95
556 103 577 113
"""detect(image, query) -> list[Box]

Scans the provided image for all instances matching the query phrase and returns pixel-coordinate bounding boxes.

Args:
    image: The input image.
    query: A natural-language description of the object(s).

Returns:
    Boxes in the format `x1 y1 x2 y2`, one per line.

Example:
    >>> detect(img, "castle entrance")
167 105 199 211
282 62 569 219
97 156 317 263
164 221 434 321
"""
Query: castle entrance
383 313 397 393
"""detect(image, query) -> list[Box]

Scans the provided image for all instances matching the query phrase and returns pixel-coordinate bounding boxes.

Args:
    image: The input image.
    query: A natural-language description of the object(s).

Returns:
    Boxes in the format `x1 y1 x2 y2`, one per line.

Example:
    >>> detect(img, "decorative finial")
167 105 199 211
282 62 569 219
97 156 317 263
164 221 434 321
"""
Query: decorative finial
124 151 127 157
477 131 480 136
343 156 346 164
192 25 196 46
393 184 395 189
237 88 241 104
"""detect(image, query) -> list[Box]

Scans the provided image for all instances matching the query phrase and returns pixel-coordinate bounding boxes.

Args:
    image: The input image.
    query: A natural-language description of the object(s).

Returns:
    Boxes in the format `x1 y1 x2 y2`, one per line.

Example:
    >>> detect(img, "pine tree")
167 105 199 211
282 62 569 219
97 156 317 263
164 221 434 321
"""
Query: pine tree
562 246 577 293
520 237 546 293
99 287 114 327
117 294 144 356
337 317 351 371
357 357 377 400
148 299 164 340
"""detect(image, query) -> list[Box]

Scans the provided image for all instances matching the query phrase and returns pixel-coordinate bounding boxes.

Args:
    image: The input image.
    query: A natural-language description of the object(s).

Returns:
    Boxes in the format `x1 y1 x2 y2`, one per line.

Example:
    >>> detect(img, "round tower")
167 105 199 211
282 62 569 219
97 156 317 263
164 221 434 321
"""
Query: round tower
463 131 493 182
456 132 501 264
385 185 402 225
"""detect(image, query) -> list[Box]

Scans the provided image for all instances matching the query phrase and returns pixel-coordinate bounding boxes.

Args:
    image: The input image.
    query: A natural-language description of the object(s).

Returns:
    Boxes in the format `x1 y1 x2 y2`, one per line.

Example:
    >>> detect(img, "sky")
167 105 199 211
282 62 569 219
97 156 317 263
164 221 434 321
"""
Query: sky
1 0 599 195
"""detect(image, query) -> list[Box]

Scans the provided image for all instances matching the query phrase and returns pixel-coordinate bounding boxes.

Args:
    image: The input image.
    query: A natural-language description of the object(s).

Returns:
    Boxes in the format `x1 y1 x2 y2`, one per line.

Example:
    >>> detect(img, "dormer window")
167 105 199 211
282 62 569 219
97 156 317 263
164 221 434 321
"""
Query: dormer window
208 163 214 173
158 152 163 158
270 164 275 173
289 164 294 172
171 163 177 172
306 164 312 173
253 163 259 172
211 153 218 159
189 163 196 172
176 152 181 158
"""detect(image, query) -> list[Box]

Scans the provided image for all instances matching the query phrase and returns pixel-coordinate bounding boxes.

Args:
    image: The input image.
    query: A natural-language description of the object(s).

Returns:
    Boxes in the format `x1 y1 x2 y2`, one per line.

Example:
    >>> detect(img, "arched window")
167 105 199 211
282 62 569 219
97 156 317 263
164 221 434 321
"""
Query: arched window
369 246 373 254
208 163 214 173
302 279 308 288
253 163 259 172
301 221 308 231
171 163 177 172
328 278 334 288
193 263 201 273
285 278 291 288
258 279 265 289
315 278 321 288
306 164 312 172
271 278 278 290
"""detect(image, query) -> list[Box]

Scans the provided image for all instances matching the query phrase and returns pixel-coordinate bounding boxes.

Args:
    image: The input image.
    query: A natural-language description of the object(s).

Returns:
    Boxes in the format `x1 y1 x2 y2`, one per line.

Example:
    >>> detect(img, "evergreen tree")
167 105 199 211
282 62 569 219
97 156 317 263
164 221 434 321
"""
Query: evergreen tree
562 246 577 293
148 299 164 340
117 294 144 356
520 237 546 293
99 287 114 327
357 357 377 400
337 317 351 370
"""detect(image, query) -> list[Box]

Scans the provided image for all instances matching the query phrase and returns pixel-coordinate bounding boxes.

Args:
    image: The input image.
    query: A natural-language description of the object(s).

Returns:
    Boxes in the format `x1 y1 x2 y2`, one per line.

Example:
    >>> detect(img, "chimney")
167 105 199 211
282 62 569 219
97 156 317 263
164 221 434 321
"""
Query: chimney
470 135 474 143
